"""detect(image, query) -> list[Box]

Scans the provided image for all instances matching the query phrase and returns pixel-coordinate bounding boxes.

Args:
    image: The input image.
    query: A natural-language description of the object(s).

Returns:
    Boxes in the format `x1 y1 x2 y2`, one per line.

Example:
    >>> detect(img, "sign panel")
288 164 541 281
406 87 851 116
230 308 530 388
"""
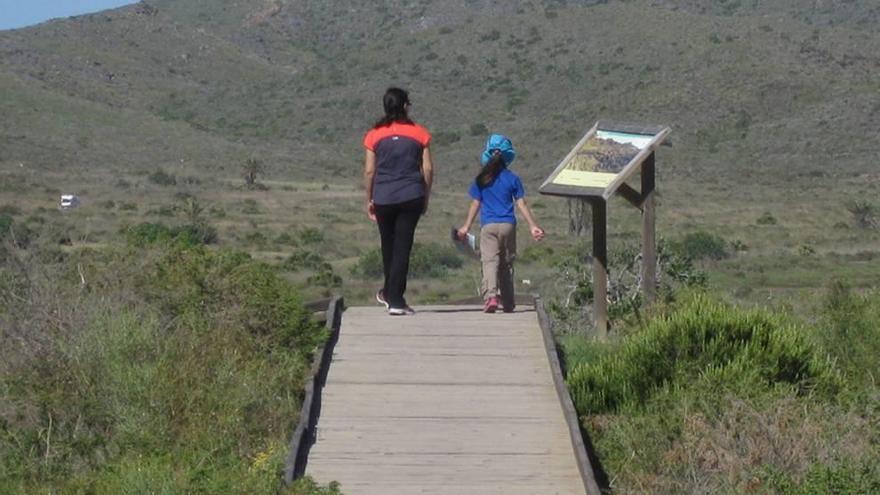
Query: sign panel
539 122 670 199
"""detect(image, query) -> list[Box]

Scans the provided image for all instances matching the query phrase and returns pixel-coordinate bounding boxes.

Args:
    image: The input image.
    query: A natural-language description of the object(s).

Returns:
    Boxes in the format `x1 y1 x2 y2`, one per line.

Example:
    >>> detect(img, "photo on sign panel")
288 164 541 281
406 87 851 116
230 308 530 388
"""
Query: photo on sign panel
551 130 654 189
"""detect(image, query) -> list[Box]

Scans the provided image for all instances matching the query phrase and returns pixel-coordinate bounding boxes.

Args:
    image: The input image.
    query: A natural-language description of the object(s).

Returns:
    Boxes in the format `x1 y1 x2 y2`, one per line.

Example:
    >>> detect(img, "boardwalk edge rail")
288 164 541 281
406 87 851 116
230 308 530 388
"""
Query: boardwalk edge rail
283 295 345 484
535 296 603 495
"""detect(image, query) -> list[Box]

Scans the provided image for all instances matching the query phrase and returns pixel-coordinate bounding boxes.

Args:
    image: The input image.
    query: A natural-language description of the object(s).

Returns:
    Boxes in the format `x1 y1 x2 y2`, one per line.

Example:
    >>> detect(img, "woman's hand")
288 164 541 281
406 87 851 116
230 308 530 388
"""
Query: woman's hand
530 225 545 241
367 200 377 222
456 226 469 241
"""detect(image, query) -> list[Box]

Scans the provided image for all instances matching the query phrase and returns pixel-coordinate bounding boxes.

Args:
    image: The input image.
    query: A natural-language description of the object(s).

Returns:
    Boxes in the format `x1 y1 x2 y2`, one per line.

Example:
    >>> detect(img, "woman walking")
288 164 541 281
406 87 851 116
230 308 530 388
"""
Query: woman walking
363 87 433 315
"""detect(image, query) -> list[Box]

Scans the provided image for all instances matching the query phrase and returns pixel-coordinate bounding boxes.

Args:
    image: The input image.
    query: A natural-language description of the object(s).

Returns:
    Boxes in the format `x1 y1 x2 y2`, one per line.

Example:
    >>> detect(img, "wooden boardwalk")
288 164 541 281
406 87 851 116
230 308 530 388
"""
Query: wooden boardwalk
305 305 590 495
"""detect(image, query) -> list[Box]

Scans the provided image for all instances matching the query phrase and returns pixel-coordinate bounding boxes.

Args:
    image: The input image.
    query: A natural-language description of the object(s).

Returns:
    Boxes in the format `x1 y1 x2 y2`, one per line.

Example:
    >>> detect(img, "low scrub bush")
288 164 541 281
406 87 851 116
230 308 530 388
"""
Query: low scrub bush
560 290 880 493
757 211 778 225
282 250 327 272
148 168 177 186
0 244 334 493
671 230 729 261
351 243 462 279
818 281 880 390
548 242 707 332
125 221 217 247
300 227 324 245
567 293 839 414
0 204 21 216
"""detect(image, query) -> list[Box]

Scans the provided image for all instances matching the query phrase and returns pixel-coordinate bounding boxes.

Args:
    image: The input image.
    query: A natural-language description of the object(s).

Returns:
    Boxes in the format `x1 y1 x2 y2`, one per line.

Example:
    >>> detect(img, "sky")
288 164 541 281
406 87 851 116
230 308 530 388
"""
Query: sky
0 0 137 30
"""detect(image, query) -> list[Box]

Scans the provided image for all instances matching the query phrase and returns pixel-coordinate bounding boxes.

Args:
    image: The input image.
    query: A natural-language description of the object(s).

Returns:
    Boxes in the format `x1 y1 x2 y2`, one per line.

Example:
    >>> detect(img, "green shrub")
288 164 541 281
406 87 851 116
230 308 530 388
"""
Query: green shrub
0 204 21 216
672 230 729 260
351 248 383 279
762 462 880 494
351 243 462 279
300 227 324 245
819 281 880 390
286 477 343 494
757 211 777 225
242 198 260 214
307 266 343 289
282 250 327 272
566 293 839 414
0 245 328 492
125 222 217 247
148 168 177 186
519 244 555 264
275 232 298 246
0 214 12 236
548 242 707 332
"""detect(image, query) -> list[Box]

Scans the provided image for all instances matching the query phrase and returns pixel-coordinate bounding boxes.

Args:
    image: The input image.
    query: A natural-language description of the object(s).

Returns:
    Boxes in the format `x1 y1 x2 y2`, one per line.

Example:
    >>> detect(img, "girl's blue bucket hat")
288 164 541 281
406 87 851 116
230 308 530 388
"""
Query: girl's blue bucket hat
480 134 516 167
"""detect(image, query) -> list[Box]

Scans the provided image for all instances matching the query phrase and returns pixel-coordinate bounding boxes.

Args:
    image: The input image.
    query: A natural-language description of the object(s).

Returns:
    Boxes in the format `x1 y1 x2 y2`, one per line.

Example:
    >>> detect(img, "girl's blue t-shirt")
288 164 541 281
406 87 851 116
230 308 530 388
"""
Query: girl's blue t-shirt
468 169 525 225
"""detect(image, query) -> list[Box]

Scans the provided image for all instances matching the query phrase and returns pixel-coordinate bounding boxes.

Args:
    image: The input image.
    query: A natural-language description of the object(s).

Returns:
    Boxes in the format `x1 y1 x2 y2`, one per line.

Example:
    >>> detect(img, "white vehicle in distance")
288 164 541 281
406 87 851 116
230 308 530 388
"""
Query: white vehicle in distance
60 194 80 210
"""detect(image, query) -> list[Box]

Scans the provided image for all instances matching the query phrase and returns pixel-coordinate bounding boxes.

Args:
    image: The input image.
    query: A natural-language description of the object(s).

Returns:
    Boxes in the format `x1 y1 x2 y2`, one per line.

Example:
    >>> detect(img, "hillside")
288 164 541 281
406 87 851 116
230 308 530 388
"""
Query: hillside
2 0 878 184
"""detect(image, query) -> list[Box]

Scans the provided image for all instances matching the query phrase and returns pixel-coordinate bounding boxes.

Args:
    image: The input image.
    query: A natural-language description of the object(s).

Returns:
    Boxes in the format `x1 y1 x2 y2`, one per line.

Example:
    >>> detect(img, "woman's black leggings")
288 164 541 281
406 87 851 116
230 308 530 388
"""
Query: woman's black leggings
374 197 423 308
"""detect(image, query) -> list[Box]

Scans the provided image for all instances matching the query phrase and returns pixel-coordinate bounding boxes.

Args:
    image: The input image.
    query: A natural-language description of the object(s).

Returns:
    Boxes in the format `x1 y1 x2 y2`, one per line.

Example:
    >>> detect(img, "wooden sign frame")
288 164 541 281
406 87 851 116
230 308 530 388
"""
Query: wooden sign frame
539 121 671 339
539 121 670 200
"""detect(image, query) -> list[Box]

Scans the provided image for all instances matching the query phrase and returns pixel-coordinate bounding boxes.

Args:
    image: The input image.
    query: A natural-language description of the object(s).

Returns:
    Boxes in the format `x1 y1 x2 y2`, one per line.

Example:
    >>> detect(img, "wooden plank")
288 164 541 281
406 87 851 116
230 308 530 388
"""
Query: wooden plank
616 183 643 209
536 299 604 495
284 296 345 483
306 306 587 495
319 383 561 419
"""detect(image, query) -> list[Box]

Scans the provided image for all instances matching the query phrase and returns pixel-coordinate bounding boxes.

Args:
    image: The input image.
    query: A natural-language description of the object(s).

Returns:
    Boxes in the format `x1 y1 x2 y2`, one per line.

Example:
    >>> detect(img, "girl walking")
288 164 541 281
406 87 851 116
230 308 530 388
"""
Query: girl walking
363 87 434 315
456 134 544 313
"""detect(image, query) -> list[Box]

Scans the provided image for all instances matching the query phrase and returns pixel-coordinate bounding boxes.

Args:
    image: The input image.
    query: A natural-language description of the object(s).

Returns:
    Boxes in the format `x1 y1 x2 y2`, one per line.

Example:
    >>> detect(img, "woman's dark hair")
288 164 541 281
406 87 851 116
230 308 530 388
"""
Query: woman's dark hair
373 87 413 128
476 152 505 189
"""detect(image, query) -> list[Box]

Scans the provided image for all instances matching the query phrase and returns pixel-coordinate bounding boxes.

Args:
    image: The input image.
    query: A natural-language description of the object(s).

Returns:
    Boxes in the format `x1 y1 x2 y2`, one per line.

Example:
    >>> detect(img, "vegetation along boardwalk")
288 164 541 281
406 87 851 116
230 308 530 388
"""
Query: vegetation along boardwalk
305 305 595 494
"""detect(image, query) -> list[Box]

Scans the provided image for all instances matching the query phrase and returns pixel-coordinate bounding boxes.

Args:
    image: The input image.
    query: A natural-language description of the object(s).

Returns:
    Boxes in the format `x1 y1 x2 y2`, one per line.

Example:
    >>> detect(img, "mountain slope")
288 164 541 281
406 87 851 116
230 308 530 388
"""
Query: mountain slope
0 0 878 186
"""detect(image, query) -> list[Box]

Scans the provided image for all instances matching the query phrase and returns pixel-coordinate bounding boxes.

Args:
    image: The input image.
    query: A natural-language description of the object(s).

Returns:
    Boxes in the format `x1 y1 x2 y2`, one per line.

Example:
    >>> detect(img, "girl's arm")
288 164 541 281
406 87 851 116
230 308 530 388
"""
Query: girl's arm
364 149 377 221
421 146 434 214
457 199 481 239
515 198 545 241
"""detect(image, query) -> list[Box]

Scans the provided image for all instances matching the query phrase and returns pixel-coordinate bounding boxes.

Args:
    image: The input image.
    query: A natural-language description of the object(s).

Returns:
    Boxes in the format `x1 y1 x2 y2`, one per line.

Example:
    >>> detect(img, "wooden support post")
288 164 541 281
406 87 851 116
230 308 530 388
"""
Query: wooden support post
591 198 608 340
641 152 657 305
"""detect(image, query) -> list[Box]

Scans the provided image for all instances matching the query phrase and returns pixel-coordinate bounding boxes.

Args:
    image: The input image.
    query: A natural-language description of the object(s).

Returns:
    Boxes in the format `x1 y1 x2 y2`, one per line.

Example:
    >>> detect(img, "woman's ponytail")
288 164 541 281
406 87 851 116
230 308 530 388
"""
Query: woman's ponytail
476 152 505 188
374 87 413 128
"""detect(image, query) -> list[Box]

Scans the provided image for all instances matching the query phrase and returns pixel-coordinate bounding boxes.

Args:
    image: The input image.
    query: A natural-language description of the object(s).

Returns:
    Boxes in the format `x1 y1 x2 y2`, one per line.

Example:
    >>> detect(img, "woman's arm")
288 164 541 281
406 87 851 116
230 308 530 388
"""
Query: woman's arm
364 149 377 221
421 146 434 213
457 199 481 239
515 198 545 240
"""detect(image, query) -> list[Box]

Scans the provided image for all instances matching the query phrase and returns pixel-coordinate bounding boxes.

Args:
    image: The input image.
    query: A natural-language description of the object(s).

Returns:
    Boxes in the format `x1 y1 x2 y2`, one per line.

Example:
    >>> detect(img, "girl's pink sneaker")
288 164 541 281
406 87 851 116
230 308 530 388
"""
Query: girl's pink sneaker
484 297 499 313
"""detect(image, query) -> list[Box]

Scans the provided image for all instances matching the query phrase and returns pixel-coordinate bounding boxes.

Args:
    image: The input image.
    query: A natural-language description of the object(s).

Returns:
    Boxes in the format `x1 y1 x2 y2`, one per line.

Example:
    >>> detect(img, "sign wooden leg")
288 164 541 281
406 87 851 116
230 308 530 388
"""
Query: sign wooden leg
592 198 608 340
641 152 657 305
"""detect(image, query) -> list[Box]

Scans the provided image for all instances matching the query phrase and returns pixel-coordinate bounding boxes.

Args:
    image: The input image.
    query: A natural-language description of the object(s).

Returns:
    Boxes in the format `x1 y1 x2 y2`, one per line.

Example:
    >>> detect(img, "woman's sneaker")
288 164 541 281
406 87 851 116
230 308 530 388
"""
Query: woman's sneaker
376 289 389 310
484 296 499 313
388 305 415 316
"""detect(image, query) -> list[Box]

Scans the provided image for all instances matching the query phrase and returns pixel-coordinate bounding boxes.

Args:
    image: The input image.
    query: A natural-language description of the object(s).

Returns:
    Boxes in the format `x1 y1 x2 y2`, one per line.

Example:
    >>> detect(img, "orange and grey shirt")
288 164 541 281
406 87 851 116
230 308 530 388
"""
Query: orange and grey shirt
364 122 431 205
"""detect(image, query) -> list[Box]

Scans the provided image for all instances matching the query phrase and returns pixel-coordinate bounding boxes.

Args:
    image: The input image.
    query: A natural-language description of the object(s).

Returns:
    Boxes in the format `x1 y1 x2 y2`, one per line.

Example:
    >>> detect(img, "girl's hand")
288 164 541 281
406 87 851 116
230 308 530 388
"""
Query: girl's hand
530 225 545 241
367 200 377 222
456 226 469 240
